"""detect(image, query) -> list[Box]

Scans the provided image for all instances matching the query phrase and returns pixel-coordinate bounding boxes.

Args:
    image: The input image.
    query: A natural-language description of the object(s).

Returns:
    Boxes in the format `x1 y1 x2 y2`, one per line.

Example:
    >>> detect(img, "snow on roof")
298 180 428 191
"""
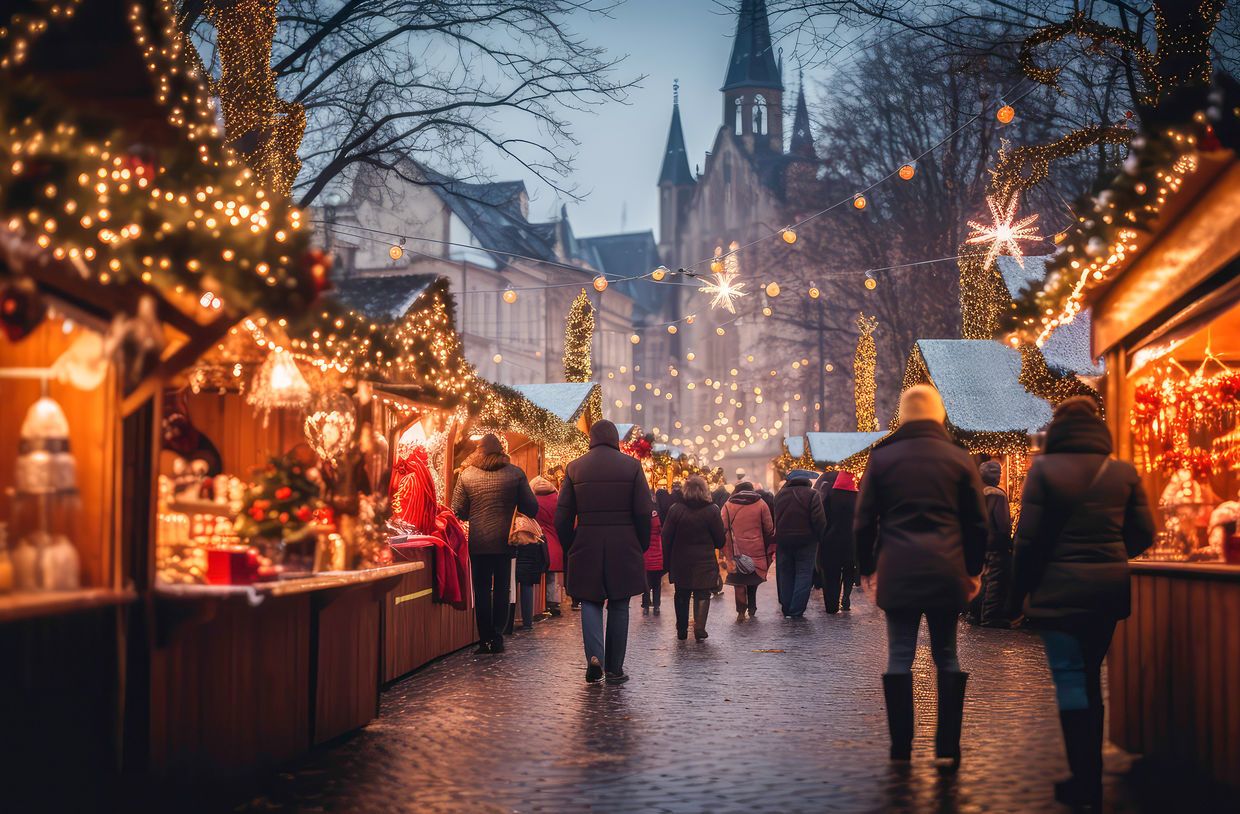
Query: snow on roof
785 435 805 459
997 255 1104 376
613 423 637 440
917 339 1054 434
332 273 438 320
805 431 887 464
511 382 597 423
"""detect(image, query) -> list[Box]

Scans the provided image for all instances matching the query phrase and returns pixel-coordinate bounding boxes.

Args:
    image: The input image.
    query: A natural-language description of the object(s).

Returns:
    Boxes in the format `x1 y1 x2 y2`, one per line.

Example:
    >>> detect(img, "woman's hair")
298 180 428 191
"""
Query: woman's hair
683 475 710 502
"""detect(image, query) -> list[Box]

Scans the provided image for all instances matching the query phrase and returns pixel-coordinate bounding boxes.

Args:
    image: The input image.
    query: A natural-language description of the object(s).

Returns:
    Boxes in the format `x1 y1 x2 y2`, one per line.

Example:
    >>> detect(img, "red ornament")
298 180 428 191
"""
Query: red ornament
302 249 332 295
275 486 293 501
0 277 48 341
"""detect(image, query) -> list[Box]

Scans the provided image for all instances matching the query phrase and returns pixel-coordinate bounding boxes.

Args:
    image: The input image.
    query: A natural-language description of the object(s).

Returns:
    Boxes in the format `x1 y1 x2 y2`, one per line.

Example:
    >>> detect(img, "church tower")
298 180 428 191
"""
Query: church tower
721 0 783 153
657 80 695 255
789 72 816 158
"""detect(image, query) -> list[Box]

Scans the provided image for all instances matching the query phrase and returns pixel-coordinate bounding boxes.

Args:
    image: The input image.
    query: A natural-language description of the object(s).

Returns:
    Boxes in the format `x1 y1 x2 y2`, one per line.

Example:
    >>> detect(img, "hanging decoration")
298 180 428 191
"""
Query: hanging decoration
699 241 746 313
247 347 310 423
0 275 47 341
966 192 1043 269
854 313 879 432
303 392 357 462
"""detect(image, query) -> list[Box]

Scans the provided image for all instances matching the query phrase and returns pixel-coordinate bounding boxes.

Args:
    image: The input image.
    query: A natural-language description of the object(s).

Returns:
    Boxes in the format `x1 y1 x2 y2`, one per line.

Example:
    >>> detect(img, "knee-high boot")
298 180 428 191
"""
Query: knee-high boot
881 673 914 761
934 671 968 773
693 597 711 640
1055 707 1103 808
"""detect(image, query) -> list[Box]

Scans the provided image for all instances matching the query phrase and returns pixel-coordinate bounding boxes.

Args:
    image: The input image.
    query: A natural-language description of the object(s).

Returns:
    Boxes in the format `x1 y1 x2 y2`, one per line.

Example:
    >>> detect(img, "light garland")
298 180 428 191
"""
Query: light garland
854 314 879 432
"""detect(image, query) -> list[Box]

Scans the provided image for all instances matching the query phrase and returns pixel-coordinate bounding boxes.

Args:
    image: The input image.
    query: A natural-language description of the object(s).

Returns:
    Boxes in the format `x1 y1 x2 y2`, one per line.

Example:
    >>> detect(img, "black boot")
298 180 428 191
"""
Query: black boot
934 671 968 773
1055 708 1102 809
882 673 914 761
693 598 711 640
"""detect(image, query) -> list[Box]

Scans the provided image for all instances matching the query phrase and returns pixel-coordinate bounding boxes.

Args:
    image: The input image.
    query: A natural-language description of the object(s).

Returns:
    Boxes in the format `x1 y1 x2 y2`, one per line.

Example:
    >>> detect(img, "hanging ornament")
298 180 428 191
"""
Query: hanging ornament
503 287 518 304
0 277 48 342
247 348 310 423
864 271 877 290
15 396 77 494
853 194 867 210
651 265 669 281
592 275 609 292
808 282 821 299
388 241 404 261
303 392 357 462
967 192 1043 268
699 270 747 313
996 102 1015 125
898 163 916 180
301 248 333 295
780 228 797 244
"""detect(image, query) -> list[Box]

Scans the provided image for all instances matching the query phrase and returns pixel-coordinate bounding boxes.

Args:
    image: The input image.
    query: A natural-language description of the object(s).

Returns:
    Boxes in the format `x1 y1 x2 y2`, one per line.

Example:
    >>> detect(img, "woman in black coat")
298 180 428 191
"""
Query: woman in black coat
817 470 859 613
515 538 549 630
854 385 988 772
661 476 726 640
1010 397 1154 810
555 420 654 684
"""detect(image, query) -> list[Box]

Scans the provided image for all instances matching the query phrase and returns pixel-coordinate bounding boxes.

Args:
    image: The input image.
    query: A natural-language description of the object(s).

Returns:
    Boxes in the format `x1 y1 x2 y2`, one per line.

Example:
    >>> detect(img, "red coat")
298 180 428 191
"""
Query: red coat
535 491 564 572
644 511 664 571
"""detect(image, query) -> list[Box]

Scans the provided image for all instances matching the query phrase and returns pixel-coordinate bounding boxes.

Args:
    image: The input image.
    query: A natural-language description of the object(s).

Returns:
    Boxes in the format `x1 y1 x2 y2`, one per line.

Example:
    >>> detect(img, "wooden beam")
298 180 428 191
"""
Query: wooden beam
121 312 236 417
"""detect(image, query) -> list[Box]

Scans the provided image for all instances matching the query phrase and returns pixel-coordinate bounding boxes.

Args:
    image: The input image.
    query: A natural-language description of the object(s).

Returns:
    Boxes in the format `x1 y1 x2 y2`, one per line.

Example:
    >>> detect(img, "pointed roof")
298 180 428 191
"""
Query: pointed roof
511 382 599 423
658 90 695 186
721 0 783 92
789 77 815 158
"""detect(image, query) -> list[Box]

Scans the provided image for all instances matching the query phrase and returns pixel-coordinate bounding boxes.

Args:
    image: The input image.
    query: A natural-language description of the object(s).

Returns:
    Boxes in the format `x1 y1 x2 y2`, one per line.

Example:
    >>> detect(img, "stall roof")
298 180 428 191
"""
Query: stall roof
613 423 638 441
785 435 806 459
917 339 1054 434
997 256 1104 376
333 273 439 320
511 382 598 423
805 431 888 464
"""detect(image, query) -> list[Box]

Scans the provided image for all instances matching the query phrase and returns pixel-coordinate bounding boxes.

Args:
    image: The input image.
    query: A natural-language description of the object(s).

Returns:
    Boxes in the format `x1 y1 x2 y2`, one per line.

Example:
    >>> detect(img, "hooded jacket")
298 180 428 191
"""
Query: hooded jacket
774 477 828 547
721 490 776 583
554 421 655 602
662 497 726 591
818 470 859 571
531 476 564 572
450 448 538 556
854 420 988 611
1012 408 1155 622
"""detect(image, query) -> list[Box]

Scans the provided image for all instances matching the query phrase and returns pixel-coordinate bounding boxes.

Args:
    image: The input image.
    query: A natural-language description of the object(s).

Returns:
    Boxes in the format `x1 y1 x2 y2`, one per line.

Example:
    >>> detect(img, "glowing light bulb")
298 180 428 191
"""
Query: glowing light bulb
502 288 518 304
388 243 404 260
652 265 669 281
898 163 916 180
780 228 797 244
996 103 1015 124
853 194 867 210
593 275 608 292
765 281 780 297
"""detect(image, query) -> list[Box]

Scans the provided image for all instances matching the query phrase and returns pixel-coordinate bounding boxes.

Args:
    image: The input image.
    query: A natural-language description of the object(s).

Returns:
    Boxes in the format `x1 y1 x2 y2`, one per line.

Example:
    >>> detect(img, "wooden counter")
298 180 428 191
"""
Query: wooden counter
1108 561 1240 786
147 564 417 783
381 546 476 683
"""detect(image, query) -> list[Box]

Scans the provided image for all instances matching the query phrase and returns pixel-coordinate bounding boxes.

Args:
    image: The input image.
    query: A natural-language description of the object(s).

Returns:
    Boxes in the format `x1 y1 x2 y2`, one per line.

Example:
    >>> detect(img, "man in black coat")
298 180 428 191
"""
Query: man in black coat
555 420 654 684
773 475 827 618
854 385 987 771
976 460 1014 628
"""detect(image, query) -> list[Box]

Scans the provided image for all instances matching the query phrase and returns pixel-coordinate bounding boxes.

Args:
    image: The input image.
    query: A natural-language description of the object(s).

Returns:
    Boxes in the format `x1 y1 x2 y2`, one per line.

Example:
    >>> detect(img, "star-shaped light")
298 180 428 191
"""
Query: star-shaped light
699 268 746 313
967 193 1042 268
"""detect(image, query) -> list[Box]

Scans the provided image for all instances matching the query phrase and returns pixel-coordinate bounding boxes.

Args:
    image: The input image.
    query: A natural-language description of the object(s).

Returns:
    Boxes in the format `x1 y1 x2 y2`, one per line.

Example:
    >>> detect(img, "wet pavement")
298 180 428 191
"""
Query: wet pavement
222 582 1220 814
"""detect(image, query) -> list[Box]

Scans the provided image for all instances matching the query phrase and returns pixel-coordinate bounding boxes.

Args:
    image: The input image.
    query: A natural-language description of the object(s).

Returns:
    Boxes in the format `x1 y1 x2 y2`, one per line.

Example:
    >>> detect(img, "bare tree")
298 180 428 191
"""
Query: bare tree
182 0 640 207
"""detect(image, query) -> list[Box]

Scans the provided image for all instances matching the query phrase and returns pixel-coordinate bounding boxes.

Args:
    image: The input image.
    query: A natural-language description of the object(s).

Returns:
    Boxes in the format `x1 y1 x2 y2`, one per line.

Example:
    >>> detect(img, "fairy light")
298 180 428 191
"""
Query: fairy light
854 314 879 432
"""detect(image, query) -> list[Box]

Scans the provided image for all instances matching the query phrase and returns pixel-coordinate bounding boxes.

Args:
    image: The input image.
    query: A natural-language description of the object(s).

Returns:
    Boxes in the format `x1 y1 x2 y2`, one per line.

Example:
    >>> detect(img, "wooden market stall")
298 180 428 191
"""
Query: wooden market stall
1018 86 1240 786
777 431 889 478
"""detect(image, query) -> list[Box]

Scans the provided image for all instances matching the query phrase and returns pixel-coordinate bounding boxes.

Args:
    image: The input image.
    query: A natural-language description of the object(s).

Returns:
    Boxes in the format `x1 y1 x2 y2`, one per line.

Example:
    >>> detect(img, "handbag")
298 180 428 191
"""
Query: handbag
724 505 757 575
508 508 543 546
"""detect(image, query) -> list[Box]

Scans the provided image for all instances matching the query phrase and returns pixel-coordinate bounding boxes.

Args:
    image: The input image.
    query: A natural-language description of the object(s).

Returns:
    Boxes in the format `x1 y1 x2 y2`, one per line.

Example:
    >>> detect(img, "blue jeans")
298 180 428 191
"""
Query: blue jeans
885 610 960 674
776 542 816 616
1039 619 1115 711
581 597 630 674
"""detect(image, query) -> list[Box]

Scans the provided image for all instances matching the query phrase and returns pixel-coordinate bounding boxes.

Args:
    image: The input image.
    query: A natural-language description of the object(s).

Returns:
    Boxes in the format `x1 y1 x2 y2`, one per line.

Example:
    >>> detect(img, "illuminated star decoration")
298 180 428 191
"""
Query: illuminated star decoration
699 249 747 313
967 193 1042 268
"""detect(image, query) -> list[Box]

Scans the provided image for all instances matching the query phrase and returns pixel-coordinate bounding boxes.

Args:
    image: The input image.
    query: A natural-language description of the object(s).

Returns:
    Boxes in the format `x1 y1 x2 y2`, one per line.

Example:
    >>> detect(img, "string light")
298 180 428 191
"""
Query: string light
852 193 867 210
966 192 1042 269
898 163 916 180
996 103 1015 125
854 314 879 431
808 283 820 299
502 287 518 304
781 227 797 244
592 275 609 292
652 265 669 281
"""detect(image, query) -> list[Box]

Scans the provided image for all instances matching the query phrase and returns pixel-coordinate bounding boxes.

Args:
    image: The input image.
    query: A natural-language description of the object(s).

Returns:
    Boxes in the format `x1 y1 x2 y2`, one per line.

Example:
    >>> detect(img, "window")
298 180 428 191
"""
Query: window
753 94 768 135
734 96 744 135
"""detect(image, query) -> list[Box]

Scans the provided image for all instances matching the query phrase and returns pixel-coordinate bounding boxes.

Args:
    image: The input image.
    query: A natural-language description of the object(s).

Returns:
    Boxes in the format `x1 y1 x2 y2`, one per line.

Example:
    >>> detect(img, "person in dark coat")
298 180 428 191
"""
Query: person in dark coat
818 470 859 613
555 420 654 684
854 385 988 772
773 474 827 618
451 433 539 654
515 535 549 630
655 482 682 522
711 483 729 509
1010 397 1154 810
662 476 726 640
975 460 1015 628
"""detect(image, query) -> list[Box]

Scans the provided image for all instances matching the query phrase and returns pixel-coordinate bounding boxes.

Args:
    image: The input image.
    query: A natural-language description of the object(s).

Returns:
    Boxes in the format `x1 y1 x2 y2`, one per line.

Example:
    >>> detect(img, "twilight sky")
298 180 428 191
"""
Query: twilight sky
506 0 822 240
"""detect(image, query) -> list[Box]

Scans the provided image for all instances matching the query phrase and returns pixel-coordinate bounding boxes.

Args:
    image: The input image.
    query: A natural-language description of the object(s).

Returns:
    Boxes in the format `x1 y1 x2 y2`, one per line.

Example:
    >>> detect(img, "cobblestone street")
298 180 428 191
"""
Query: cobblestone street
222 584 1214 814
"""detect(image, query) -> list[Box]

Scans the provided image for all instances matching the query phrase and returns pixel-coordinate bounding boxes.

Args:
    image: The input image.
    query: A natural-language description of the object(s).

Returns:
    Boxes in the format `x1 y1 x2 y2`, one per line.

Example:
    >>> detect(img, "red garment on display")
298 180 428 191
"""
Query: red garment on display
436 509 471 610
387 443 471 609
389 445 438 534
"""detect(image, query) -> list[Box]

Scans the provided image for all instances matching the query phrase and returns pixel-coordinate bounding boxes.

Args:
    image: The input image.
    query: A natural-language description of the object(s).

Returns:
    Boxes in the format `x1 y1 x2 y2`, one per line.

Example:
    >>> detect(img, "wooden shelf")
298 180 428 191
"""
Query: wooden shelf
154 561 424 603
1131 560 1240 580
0 587 137 625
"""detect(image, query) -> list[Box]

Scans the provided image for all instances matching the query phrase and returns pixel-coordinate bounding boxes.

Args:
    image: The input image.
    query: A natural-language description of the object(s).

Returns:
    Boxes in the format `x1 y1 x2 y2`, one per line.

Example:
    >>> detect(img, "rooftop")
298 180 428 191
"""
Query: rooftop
511 382 598 423
805 431 888 465
997 255 1104 376
332 273 439 320
917 339 1054 434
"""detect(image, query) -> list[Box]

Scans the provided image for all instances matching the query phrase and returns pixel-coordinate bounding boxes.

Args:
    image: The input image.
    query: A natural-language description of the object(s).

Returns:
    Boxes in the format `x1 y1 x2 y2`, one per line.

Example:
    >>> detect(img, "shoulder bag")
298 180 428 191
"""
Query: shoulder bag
508 508 543 546
724 505 757 575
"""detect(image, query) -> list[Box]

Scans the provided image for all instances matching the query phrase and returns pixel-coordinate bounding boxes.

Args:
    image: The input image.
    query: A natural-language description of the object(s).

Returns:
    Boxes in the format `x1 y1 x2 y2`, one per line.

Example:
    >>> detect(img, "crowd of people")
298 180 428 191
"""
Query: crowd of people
449 384 1154 812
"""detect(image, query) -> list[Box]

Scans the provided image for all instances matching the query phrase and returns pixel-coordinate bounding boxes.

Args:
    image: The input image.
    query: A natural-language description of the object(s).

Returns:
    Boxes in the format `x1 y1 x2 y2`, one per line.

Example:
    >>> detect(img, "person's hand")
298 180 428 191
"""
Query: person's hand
861 574 876 593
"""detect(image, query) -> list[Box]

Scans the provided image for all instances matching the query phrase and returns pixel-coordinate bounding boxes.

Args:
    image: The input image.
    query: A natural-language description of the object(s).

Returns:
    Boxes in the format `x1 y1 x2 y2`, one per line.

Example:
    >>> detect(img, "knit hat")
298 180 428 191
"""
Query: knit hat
530 475 557 495
900 384 947 424
1053 395 1100 419
979 460 1002 487
735 481 754 493
478 433 504 457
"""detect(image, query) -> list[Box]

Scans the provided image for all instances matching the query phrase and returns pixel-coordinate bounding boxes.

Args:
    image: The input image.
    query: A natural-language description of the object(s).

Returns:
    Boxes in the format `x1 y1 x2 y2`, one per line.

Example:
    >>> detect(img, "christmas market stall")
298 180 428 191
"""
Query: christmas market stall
805 431 889 476
1005 76 1240 786
902 338 1054 502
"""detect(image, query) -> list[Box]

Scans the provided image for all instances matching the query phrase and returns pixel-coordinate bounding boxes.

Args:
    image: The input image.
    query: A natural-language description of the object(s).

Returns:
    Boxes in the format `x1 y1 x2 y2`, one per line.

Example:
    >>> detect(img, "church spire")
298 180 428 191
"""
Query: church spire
658 80 695 187
789 70 815 158
721 0 783 92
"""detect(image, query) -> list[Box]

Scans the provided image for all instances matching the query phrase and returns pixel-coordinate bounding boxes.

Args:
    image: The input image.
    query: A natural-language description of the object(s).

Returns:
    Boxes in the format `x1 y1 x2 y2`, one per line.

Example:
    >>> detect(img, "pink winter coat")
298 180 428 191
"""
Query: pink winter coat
534 489 564 572
644 511 664 572
721 492 776 583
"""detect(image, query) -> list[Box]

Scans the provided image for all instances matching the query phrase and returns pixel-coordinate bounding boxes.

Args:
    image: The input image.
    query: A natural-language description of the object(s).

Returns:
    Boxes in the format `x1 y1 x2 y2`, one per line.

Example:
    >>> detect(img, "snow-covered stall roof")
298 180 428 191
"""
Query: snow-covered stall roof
511 382 598 423
916 339 1054 434
785 435 806 459
613 423 638 441
805 431 888 465
997 256 1104 376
